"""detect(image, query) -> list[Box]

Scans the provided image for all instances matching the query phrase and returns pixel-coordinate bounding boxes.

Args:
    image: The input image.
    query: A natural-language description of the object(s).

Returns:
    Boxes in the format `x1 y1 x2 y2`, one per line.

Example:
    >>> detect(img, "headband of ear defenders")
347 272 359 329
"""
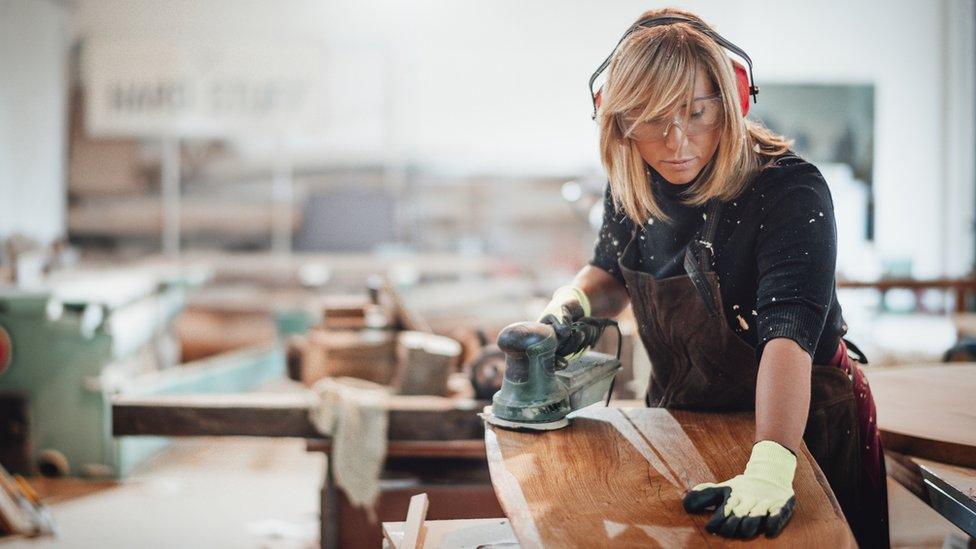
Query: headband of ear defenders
588 15 759 119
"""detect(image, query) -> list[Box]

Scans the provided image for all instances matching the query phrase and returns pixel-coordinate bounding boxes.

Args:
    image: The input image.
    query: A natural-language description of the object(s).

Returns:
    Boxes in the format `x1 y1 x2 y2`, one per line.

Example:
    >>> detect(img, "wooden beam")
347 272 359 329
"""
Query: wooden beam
306 439 486 459
112 392 486 441
112 392 321 438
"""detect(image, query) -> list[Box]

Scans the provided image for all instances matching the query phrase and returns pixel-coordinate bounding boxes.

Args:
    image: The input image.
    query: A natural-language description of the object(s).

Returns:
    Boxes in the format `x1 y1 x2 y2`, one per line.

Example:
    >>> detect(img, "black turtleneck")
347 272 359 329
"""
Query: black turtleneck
590 151 847 365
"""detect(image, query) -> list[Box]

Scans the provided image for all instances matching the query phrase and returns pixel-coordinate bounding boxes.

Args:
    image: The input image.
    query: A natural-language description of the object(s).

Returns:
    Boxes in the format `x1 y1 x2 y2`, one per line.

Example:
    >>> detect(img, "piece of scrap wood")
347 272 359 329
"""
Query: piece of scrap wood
402 493 429 549
383 519 517 548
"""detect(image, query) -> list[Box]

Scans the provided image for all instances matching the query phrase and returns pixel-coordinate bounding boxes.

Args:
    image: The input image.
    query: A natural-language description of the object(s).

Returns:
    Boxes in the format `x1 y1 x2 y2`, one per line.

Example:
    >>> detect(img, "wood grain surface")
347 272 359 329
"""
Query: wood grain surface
864 364 976 467
485 407 854 548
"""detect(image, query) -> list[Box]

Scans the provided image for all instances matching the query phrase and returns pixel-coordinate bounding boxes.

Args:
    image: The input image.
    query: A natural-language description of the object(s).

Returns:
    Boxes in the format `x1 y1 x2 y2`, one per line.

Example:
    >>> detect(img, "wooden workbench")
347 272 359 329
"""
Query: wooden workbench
865 364 976 538
112 387 494 549
864 364 976 468
485 407 855 548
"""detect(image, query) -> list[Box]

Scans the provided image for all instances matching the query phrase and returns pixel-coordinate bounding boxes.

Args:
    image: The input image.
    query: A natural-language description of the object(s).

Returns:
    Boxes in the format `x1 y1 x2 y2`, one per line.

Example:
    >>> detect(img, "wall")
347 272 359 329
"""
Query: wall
71 0 975 276
0 0 69 245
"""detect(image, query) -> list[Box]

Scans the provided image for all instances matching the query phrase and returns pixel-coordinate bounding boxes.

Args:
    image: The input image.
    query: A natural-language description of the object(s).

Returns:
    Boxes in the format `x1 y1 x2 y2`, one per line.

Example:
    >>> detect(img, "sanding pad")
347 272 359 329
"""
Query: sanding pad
480 406 570 432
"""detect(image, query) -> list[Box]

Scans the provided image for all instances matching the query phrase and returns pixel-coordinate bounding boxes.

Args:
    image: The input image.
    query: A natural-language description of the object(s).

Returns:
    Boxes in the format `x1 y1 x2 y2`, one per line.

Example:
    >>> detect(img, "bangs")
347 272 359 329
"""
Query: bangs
602 26 702 121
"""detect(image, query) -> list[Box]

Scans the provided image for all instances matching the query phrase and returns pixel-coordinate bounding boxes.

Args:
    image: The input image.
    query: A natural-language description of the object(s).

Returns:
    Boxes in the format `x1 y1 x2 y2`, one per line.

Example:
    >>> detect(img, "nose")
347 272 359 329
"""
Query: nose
663 120 688 151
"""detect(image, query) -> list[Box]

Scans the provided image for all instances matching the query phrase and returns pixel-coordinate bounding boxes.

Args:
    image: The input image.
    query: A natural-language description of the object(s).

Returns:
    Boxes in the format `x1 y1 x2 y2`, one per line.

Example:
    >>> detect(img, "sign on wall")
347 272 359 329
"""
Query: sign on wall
82 38 330 138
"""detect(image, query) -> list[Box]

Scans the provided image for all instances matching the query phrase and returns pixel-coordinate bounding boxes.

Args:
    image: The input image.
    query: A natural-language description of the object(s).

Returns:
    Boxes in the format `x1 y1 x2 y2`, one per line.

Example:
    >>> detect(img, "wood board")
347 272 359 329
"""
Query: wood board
485 407 854 548
382 518 517 548
112 391 485 441
885 451 976 538
864 364 976 467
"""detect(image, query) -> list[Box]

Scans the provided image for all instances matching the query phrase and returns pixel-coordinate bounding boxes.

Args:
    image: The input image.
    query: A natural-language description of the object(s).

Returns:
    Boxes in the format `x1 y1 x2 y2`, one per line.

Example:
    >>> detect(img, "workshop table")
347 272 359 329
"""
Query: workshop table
112 388 497 549
485 406 856 548
865 364 976 538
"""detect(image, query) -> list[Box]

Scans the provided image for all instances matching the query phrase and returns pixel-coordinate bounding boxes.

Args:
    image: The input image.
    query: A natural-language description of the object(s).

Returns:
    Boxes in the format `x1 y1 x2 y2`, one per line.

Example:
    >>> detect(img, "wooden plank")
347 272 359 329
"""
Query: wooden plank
306 440 486 459
918 458 976 503
401 493 429 549
885 452 928 502
485 407 855 548
112 392 322 438
334 484 504 549
382 518 516 549
864 364 976 467
886 451 976 538
918 458 976 537
112 392 485 440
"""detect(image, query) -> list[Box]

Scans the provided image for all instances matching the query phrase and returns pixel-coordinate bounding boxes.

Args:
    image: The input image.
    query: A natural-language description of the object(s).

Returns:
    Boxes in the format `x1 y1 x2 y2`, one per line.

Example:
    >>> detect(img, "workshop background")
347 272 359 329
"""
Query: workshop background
0 0 974 547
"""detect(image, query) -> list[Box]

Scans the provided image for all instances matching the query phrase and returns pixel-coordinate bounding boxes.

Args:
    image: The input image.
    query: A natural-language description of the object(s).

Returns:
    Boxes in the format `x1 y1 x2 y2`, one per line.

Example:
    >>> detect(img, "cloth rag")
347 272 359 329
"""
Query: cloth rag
309 376 390 521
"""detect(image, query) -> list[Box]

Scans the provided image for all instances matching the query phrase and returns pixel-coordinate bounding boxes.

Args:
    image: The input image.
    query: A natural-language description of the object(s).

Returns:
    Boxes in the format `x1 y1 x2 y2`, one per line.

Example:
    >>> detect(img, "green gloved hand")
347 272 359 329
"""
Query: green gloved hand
538 286 592 362
682 440 797 539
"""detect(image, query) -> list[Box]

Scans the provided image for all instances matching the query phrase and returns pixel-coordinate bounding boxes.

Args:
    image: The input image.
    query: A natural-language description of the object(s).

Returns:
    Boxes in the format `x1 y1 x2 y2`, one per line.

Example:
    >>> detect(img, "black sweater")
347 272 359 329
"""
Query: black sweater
590 152 846 365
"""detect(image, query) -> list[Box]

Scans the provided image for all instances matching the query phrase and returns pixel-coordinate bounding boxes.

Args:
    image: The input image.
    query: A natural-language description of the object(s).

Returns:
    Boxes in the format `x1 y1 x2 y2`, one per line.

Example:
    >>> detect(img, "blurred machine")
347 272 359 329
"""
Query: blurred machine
0 266 285 477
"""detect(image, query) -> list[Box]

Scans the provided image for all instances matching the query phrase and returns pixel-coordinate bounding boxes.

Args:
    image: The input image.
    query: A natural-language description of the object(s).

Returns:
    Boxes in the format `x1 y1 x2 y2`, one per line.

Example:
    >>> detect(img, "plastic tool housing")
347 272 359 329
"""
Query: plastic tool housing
489 320 620 430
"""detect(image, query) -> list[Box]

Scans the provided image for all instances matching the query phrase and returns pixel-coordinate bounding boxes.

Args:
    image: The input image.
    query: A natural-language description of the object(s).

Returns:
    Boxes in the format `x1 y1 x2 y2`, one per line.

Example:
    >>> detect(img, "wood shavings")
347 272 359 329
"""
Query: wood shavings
736 315 749 331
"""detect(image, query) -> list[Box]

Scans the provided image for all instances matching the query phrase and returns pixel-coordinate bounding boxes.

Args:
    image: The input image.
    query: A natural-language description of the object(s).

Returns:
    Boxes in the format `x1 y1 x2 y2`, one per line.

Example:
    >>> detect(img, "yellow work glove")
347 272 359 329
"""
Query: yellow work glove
682 440 797 539
538 286 592 362
538 285 591 324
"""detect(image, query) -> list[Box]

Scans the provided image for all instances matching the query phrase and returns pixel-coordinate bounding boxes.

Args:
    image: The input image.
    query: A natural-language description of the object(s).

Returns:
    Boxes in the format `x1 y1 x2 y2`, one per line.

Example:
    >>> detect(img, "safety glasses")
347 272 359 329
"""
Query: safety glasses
614 94 724 142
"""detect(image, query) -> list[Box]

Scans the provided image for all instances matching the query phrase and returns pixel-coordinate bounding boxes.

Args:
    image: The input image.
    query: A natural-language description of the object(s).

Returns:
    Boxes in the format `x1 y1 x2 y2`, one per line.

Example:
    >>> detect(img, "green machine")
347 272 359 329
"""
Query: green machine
482 316 622 431
0 266 285 477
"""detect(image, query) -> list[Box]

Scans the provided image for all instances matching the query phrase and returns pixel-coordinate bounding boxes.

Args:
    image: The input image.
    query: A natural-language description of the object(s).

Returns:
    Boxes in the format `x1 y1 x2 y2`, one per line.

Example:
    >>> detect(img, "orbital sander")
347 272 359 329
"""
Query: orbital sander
482 315 622 431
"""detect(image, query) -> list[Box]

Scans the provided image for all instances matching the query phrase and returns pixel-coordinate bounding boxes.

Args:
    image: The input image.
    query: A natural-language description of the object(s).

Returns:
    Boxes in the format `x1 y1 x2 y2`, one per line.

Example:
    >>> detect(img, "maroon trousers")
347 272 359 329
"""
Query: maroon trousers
823 340 889 547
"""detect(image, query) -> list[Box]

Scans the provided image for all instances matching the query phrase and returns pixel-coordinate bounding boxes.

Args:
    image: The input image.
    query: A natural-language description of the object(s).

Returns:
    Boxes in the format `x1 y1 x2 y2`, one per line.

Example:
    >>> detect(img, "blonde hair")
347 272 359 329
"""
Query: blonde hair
598 8 791 224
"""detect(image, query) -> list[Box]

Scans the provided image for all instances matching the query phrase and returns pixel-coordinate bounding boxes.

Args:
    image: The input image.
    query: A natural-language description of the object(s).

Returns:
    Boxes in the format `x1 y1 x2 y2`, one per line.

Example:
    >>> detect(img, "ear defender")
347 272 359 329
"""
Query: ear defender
589 15 759 120
731 60 752 117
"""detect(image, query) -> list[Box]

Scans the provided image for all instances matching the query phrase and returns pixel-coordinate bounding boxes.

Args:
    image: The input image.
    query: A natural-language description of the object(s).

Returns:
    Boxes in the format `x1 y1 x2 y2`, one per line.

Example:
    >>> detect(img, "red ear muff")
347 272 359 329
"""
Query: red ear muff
732 60 751 117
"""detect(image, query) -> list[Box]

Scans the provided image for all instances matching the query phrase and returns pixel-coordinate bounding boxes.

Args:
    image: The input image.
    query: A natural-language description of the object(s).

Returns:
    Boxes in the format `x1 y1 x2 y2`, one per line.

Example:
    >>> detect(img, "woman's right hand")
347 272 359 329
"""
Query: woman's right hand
538 285 591 362
538 286 591 325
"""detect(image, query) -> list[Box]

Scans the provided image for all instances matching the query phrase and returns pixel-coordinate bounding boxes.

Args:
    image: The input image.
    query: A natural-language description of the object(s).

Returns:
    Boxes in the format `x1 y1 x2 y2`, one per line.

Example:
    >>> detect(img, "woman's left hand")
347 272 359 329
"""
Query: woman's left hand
682 440 797 539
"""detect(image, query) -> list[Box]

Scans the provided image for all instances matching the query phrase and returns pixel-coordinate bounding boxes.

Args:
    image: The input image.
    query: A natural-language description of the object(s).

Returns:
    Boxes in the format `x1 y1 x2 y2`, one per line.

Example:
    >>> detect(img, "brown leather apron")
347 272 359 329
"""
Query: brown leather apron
617 200 888 547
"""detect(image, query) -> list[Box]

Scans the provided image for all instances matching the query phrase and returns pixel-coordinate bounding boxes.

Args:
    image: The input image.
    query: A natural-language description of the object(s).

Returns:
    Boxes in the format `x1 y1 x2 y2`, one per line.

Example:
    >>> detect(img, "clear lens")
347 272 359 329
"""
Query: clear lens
615 96 724 141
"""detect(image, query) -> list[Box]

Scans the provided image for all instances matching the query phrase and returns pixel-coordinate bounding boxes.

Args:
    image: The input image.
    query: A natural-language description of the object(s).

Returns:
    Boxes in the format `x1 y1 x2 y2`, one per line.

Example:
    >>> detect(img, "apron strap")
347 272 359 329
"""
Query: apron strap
843 338 869 364
683 201 724 318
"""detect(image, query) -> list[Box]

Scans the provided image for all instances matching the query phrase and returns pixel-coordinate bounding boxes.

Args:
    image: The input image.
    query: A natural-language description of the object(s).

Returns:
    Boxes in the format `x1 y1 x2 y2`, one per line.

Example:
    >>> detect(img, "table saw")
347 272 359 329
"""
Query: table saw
0 265 285 478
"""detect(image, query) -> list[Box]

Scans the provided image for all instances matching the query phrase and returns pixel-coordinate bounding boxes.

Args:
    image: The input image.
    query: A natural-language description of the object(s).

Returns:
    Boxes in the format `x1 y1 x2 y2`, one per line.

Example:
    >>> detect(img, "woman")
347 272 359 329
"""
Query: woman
540 8 888 546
